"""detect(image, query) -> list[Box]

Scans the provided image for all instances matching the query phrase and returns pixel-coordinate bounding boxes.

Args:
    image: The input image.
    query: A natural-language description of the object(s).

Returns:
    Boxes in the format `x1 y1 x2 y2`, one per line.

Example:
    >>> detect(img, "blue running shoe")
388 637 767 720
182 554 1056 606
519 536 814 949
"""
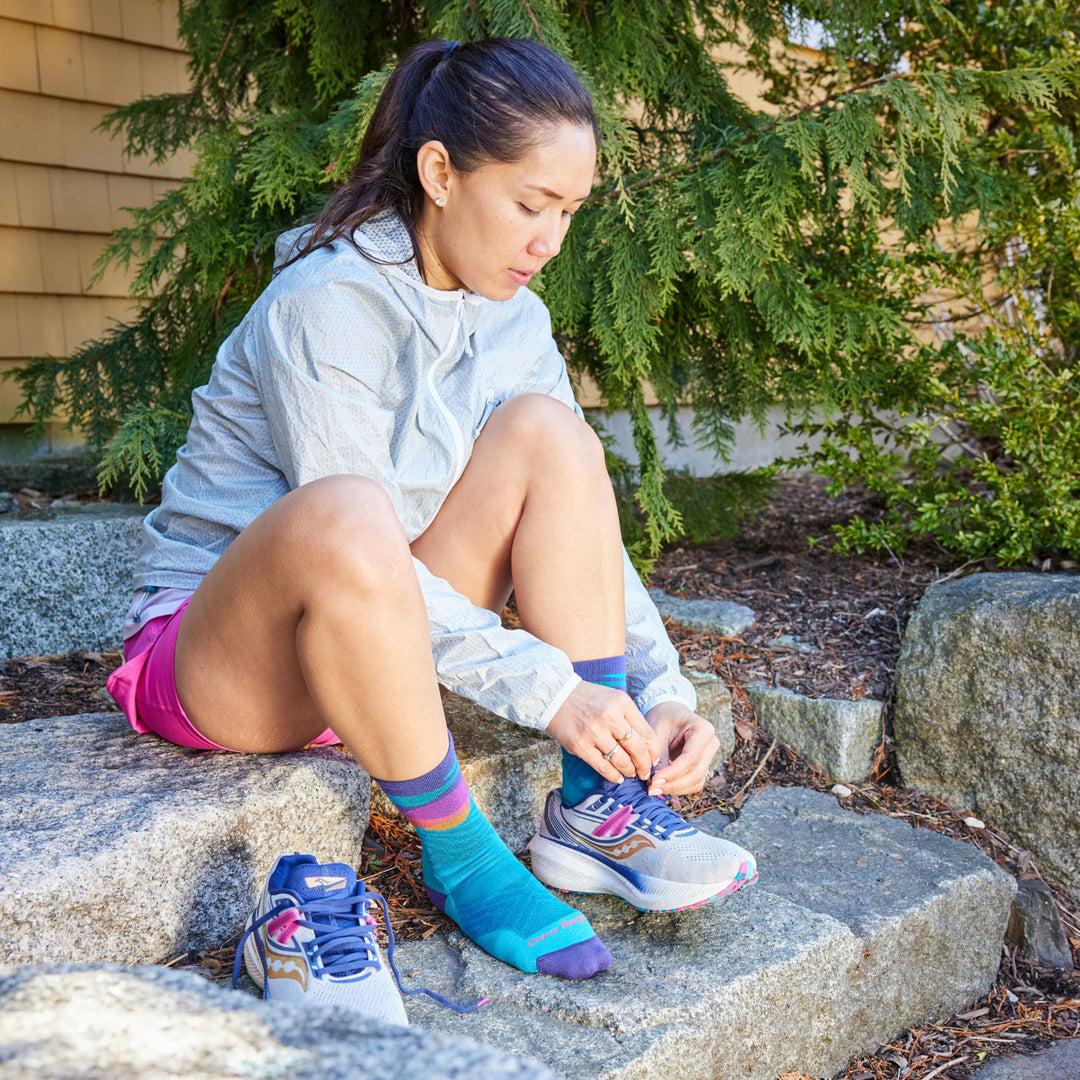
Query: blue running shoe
527 780 757 913
233 854 485 1022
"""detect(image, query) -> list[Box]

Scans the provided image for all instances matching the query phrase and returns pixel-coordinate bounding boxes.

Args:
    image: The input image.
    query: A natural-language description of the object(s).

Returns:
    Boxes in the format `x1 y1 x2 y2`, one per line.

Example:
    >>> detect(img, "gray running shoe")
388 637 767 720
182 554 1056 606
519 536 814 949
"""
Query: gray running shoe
528 779 757 912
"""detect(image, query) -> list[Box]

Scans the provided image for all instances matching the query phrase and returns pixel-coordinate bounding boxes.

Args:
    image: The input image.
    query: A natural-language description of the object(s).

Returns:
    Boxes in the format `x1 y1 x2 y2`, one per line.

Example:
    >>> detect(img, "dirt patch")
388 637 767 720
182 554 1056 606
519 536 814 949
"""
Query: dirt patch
0 649 122 724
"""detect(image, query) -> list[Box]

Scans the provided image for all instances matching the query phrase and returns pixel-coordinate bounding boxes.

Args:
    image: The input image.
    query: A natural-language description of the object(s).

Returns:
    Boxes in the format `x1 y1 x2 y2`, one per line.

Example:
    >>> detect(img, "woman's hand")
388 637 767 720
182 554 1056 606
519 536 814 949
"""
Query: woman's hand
547 682 660 784
645 701 720 796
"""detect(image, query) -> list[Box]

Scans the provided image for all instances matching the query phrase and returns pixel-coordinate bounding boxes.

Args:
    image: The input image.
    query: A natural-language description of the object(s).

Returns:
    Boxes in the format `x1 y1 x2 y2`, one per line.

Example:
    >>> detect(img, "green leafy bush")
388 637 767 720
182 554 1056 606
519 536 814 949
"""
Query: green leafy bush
785 2 1080 566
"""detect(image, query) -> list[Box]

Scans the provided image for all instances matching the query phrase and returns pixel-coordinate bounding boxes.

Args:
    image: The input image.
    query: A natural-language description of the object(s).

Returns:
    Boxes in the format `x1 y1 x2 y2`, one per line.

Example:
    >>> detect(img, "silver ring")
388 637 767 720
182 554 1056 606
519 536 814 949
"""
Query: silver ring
616 728 634 743
603 745 619 762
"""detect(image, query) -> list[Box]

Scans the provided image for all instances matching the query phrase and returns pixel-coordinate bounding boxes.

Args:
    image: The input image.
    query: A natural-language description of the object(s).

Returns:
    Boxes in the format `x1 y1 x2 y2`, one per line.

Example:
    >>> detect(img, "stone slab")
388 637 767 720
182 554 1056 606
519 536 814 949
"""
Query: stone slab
647 588 756 636
1006 879 1074 970
371 671 735 853
969 1039 1080 1080
745 683 883 782
0 712 371 966
0 448 101 495
682 668 735 762
0 964 558 1080
893 573 1080 894
395 787 1015 1080
0 504 145 659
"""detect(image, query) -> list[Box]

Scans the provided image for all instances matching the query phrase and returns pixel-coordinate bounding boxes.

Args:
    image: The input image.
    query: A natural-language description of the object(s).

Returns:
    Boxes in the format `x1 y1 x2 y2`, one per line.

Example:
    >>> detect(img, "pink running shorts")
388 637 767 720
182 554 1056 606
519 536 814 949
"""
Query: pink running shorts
106 599 340 751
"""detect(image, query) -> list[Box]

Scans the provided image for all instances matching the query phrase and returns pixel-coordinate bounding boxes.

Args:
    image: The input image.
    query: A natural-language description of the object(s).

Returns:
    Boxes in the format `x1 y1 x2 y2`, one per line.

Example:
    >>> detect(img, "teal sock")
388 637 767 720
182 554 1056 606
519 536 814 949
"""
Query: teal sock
377 735 609 978
562 655 628 806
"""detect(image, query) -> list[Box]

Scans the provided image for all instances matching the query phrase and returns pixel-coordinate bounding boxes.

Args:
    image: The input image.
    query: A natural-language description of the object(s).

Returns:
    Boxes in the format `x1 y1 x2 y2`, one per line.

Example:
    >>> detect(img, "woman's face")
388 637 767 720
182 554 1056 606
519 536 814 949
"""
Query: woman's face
416 122 597 301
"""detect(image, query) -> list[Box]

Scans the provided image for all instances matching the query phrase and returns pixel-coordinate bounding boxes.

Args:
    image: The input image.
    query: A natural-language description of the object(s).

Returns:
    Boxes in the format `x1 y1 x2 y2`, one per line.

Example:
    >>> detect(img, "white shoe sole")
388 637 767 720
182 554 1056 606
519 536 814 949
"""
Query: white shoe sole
528 834 744 913
241 911 268 993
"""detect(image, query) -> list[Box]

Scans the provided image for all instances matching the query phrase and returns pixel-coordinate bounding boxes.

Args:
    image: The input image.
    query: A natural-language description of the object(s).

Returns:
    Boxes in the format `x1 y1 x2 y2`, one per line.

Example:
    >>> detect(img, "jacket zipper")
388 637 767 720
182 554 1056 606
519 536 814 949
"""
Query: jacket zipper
426 296 467 480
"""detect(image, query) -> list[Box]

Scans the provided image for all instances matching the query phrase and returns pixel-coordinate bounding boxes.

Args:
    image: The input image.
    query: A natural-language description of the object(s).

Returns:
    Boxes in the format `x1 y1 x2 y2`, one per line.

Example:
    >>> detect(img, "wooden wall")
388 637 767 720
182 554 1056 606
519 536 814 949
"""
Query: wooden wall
0 0 192 426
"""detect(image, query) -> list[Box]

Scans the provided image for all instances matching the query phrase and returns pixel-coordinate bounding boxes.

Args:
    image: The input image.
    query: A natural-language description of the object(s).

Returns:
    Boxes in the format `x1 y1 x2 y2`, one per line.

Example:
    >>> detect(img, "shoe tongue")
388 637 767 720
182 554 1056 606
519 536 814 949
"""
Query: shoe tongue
283 862 360 934
285 862 357 901
598 775 648 800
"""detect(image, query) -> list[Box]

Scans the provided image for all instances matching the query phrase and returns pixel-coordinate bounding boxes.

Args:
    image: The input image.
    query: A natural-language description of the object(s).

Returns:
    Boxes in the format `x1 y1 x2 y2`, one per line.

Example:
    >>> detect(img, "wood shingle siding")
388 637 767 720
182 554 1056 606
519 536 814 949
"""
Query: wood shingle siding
0 0 189 424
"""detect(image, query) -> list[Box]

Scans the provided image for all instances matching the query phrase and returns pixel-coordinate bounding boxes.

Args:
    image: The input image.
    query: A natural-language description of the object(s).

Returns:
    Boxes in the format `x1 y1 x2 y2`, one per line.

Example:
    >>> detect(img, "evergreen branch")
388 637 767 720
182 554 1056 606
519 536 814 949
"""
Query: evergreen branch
589 64 1065 206
522 1 543 41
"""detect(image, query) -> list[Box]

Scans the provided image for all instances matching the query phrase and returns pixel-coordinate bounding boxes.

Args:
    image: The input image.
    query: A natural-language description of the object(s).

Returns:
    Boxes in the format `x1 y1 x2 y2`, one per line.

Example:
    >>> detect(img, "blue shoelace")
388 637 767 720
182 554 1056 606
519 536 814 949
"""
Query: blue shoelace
592 777 695 839
232 880 487 1014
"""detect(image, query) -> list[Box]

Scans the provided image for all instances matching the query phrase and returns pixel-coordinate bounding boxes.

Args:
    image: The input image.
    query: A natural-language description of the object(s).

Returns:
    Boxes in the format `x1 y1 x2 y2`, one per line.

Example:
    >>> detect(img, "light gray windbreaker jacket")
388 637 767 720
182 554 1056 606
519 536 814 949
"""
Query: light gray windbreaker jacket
134 213 695 731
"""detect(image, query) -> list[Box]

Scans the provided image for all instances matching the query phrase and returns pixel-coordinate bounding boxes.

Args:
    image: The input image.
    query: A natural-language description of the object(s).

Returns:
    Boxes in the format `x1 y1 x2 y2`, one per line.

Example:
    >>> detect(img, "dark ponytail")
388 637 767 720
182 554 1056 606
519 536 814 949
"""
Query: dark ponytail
283 37 598 274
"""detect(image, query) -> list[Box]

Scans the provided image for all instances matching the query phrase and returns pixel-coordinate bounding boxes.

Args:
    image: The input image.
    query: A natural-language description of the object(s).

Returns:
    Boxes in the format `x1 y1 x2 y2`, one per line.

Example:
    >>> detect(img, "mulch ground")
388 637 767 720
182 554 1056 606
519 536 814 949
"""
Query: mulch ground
2 475 1077 1079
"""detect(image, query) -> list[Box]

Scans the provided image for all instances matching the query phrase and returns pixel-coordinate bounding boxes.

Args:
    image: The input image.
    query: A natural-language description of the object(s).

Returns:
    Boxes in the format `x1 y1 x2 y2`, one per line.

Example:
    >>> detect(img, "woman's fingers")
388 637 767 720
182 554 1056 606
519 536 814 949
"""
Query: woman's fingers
613 708 659 780
588 703 654 781
651 720 720 795
591 737 631 784
547 681 658 783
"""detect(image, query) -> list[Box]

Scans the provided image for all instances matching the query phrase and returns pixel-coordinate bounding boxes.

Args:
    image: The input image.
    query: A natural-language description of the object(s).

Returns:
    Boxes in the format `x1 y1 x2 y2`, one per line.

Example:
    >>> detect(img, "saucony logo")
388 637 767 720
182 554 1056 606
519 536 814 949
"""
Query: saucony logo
304 876 347 889
562 819 657 860
265 951 307 991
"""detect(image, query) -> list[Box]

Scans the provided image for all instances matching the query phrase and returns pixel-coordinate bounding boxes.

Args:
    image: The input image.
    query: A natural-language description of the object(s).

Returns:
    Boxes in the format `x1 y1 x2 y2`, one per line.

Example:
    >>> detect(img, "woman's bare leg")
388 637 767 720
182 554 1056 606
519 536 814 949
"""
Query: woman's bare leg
410 394 624 658
173 475 447 780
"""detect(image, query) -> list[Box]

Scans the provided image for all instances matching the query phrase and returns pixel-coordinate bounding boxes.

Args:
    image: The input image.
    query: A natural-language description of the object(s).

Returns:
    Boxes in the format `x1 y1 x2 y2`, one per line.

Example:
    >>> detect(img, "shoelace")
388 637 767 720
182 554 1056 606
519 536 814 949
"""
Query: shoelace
591 778 695 839
232 882 487 1015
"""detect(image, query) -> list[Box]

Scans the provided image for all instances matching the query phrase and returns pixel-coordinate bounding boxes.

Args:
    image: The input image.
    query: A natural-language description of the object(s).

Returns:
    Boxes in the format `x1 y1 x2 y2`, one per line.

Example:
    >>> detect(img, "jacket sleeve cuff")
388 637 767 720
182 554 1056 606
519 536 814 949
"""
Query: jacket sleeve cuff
635 688 698 718
536 673 582 732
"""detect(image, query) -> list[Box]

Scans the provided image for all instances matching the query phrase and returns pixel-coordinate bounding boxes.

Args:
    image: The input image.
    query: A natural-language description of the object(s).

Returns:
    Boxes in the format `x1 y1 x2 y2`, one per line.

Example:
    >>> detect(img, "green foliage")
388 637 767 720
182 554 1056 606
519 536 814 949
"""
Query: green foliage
6 0 1080 558
784 0 1080 565
791 288 1080 565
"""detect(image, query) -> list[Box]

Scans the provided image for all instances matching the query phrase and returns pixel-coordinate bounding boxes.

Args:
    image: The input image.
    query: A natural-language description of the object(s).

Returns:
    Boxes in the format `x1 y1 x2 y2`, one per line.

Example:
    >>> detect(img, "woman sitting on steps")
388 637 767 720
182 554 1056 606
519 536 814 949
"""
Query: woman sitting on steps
106 35 757 1024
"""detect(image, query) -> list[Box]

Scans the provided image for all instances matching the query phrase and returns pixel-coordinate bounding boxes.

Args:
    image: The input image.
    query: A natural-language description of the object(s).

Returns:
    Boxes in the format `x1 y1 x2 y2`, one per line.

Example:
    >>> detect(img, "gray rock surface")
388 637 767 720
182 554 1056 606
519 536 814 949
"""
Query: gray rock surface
372 669 735 853
0 964 557 1080
647 588 755 636
1006 879 1074 970
397 787 1015 1080
0 504 145 659
682 668 736 762
969 1038 1080 1080
0 448 101 494
745 683 883 782
0 712 370 966
893 573 1080 893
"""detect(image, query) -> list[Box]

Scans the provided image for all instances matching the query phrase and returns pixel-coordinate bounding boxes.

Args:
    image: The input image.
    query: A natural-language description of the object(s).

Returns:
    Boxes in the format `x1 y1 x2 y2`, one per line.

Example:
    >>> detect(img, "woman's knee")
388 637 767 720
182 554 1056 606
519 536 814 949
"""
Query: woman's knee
484 394 607 476
278 475 414 592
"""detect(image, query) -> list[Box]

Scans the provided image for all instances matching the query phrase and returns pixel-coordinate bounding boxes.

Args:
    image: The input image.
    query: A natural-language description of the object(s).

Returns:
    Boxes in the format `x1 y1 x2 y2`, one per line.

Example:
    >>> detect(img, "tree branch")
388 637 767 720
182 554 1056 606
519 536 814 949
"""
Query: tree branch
589 69 934 206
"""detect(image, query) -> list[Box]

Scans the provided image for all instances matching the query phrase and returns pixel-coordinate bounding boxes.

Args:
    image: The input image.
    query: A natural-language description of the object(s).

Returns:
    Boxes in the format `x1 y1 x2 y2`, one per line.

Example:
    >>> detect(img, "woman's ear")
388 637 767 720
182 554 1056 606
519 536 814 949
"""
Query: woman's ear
416 140 453 205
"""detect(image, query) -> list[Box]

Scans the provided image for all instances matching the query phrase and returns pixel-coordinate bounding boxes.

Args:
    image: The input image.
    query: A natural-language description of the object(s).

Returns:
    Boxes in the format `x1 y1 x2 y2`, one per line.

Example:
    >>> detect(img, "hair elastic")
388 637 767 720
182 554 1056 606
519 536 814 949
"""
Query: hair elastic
444 40 459 57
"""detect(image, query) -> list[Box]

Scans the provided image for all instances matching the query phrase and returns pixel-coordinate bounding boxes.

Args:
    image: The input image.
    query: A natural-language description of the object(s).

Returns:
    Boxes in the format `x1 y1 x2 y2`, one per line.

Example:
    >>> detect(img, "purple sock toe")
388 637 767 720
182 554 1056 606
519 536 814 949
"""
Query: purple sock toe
536 935 611 980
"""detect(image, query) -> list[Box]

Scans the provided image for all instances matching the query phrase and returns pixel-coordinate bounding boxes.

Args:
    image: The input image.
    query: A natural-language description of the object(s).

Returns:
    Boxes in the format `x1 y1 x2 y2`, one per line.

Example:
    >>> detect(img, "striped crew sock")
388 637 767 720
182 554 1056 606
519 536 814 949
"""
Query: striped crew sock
376 733 610 979
561 655 628 806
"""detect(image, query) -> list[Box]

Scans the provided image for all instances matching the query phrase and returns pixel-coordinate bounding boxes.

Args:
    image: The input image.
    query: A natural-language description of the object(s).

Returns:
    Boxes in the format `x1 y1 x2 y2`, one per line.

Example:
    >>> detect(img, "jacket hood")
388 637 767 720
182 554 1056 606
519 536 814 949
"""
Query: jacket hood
273 213 487 308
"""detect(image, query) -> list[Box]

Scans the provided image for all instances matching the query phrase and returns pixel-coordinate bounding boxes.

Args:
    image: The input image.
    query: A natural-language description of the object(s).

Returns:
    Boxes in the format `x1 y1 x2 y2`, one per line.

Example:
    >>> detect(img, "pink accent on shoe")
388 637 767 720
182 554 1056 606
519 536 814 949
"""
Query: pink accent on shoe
593 804 634 838
267 909 303 944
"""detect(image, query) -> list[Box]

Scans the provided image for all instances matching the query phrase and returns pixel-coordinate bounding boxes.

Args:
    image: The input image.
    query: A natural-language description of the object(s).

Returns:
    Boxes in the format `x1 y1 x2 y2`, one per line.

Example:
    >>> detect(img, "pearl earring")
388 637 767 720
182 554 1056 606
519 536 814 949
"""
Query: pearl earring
435 197 445 207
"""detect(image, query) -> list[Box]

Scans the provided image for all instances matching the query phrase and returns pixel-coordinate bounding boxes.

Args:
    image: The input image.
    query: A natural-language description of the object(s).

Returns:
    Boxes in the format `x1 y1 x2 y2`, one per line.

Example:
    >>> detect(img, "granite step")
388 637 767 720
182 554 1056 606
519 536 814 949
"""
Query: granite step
0 964 559 1080
0 714 1015 1079
0 674 728 966
0 504 145 660
396 786 1016 1080
0 712 371 966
